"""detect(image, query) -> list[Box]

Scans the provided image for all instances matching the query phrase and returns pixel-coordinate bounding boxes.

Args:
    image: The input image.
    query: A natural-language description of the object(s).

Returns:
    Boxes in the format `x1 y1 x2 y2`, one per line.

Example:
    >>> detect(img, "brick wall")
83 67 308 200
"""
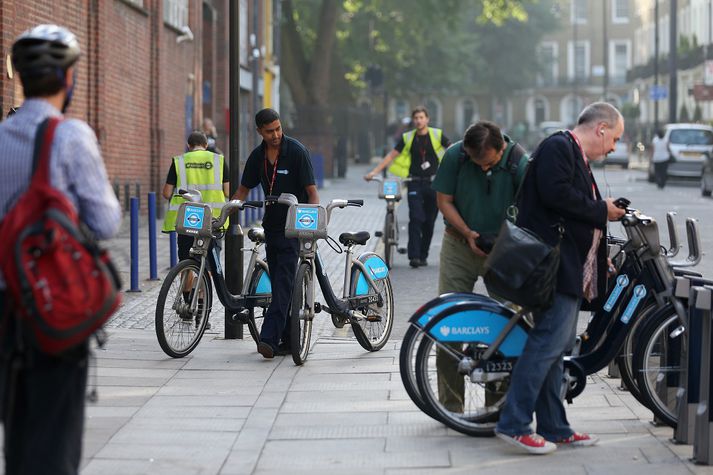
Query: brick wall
0 0 222 202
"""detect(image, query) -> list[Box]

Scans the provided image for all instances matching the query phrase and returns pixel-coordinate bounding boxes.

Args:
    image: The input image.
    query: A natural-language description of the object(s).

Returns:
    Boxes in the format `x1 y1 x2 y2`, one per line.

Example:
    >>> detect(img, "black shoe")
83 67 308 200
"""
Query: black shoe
419 259 428 267
409 259 421 268
276 342 290 356
257 342 274 359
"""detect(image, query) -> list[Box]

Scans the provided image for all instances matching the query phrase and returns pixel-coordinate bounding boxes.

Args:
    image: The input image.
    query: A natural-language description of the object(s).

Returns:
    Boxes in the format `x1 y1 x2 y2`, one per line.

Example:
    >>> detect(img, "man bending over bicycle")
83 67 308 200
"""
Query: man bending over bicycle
233 108 319 359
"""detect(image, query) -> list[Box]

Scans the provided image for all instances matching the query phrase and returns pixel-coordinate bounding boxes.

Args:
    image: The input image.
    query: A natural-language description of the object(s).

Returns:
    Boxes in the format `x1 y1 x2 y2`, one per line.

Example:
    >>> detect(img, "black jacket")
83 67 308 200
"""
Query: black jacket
516 132 608 306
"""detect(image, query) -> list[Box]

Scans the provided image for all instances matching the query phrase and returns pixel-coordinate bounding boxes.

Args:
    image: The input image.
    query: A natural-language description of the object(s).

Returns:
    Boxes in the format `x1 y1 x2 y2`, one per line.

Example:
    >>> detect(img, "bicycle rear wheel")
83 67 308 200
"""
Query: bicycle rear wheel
290 261 314 365
350 275 394 352
155 259 211 358
633 305 683 428
399 325 442 421
414 336 505 436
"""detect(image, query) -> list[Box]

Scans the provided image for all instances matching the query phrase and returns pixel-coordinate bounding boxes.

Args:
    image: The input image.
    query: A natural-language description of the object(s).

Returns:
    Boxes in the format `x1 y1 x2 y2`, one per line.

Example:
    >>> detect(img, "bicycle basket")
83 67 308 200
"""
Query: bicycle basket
284 204 328 240
175 203 213 237
378 179 401 200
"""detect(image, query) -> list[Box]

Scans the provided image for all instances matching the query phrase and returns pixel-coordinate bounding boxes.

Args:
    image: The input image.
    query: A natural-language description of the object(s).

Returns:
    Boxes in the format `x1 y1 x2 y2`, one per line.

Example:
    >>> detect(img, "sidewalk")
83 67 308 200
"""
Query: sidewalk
14 161 713 474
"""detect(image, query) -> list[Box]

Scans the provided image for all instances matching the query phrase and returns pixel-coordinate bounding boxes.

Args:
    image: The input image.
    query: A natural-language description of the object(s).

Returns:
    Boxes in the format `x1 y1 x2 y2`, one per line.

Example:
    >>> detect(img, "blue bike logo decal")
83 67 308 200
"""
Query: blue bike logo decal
620 284 647 324
603 274 630 312
183 205 205 229
383 181 399 196
295 207 319 231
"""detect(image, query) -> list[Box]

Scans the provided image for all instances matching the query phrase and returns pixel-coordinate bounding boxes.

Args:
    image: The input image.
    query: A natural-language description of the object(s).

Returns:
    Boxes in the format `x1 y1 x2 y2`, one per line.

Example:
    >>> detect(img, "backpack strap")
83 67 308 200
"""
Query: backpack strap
31 117 62 187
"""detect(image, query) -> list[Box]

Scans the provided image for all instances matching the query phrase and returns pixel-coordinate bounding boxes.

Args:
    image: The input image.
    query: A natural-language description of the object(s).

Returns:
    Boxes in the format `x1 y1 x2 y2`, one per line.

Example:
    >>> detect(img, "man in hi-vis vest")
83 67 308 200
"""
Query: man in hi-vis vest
365 106 450 268
162 132 229 325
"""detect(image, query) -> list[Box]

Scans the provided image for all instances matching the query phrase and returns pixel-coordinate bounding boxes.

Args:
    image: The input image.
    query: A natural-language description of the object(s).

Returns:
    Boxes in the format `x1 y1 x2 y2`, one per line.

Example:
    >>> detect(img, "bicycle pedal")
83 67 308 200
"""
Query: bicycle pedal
375 231 383 237
314 302 322 314
365 315 382 322
231 310 250 324
397 248 407 254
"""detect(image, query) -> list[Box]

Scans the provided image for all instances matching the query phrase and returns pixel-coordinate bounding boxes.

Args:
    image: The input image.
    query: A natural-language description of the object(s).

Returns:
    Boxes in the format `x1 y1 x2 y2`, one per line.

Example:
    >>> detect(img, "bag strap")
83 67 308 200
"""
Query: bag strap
30 117 62 188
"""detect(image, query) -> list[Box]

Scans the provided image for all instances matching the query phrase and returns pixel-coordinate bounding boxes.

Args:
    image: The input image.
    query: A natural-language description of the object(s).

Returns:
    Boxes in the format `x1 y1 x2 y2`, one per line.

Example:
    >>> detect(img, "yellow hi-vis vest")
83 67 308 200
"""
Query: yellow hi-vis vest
388 127 446 178
162 150 226 232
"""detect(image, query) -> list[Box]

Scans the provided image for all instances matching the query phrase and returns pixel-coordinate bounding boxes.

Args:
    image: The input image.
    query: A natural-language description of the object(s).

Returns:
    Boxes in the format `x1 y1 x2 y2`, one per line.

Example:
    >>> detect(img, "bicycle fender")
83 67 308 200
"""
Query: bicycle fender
253 262 271 294
422 301 527 358
351 252 389 296
409 293 502 328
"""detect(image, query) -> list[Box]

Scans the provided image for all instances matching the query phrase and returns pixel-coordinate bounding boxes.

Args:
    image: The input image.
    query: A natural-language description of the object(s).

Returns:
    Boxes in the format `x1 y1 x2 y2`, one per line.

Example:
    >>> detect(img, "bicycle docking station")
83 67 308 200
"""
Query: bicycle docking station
673 277 703 444
692 286 713 464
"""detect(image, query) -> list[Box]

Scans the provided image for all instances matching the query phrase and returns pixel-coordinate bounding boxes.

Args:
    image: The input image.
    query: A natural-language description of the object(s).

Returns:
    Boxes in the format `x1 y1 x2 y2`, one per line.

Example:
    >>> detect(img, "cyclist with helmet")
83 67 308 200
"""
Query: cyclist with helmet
0 25 121 474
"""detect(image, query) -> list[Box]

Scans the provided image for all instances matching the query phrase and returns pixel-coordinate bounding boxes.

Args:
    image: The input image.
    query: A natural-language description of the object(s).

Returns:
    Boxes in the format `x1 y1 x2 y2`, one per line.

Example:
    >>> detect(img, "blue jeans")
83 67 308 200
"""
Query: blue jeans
496 292 581 440
260 231 299 349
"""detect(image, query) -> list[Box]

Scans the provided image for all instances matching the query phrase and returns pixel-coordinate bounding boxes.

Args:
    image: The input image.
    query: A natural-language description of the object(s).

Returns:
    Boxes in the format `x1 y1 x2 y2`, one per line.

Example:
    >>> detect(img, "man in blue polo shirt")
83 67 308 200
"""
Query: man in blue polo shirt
234 108 319 358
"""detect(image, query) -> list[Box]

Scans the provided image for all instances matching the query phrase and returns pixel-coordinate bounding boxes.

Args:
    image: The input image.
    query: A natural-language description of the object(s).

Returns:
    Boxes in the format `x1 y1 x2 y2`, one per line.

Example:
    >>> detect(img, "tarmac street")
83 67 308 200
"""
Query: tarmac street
5 162 713 474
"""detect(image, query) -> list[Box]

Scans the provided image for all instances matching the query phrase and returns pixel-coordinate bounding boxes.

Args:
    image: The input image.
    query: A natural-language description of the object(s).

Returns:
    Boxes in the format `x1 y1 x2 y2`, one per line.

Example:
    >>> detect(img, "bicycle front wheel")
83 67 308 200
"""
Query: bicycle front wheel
399 324 442 421
633 305 683 428
155 259 211 358
384 212 395 269
290 261 314 365
350 275 394 352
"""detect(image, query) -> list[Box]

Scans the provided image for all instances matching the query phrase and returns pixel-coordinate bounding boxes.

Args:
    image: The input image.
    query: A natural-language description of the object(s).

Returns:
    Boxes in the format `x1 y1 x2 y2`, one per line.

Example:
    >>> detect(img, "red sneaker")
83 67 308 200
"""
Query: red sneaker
554 432 599 447
495 431 557 455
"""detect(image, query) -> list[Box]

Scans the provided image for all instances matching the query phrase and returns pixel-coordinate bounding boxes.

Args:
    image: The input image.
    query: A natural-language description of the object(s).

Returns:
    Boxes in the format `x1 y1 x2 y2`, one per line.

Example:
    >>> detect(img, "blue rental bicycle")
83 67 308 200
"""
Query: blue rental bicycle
155 190 271 358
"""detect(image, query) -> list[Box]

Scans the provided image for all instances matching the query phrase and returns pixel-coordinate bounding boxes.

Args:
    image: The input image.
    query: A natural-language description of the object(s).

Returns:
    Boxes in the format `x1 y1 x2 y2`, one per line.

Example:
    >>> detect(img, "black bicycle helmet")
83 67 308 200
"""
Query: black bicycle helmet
11 24 80 75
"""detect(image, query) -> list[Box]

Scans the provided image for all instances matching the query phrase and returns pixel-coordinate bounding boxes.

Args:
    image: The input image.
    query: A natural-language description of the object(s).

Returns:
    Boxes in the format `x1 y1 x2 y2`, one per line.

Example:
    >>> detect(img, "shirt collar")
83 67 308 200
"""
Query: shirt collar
261 135 288 159
15 98 62 119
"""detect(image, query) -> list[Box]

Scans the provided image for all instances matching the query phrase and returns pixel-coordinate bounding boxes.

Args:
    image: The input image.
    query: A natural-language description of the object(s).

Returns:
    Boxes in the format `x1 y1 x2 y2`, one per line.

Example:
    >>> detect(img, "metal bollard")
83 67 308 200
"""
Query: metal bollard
147 192 158 280
693 286 713 464
169 231 177 268
124 182 130 212
128 197 141 292
673 278 701 444
135 182 141 209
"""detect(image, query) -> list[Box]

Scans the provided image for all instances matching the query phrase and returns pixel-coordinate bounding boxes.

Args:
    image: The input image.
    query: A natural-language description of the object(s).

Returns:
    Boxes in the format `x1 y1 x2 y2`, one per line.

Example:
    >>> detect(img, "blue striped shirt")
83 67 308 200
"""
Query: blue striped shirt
0 99 122 288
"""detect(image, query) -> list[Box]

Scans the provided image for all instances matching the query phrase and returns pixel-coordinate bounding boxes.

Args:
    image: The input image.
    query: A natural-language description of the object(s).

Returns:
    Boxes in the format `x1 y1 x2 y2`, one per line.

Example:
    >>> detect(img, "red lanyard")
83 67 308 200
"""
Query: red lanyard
568 130 596 198
264 151 279 195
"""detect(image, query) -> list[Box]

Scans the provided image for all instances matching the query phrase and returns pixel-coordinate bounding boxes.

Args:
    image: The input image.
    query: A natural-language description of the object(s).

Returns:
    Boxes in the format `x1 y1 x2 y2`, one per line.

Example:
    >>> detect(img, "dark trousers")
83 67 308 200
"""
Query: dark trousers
654 161 669 189
260 231 299 348
0 292 88 475
407 180 439 260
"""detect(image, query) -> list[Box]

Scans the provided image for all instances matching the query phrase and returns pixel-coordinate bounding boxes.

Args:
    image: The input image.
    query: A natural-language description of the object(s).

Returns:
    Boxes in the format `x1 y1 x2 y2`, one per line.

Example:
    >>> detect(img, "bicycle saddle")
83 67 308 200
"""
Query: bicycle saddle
339 231 370 246
247 227 265 243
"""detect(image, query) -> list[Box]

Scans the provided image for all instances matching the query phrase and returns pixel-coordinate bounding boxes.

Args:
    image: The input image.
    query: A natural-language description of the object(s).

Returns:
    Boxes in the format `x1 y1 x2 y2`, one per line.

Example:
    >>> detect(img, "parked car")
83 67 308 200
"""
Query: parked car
647 123 713 182
603 140 630 168
702 152 713 197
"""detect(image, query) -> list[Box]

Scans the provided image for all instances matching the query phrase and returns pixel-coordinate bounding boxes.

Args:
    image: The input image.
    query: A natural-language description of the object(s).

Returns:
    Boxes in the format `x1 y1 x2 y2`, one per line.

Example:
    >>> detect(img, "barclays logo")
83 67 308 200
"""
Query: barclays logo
438 326 490 337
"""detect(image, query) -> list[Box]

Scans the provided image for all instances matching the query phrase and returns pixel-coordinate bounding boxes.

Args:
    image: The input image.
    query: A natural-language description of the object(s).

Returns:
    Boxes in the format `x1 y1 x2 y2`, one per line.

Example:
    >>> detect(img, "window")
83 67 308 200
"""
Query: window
560 95 583 126
610 40 631 85
538 42 558 86
424 97 442 127
568 41 590 80
571 0 587 24
164 0 188 29
392 99 409 123
534 98 547 125
612 0 629 23
456 98 479 134
240 0 248 65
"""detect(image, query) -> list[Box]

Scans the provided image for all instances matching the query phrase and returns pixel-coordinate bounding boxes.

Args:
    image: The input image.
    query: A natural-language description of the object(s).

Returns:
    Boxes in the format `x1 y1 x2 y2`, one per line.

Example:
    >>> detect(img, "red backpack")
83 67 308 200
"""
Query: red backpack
0 117 121 354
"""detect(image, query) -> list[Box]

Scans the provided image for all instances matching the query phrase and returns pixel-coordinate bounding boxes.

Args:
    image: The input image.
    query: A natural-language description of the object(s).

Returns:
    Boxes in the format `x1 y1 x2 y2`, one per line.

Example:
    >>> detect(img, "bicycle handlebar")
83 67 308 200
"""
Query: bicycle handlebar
212 199 264 229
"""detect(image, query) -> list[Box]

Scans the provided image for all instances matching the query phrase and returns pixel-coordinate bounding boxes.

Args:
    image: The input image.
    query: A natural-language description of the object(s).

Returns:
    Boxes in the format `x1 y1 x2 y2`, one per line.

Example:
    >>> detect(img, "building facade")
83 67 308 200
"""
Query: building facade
1 0 278 202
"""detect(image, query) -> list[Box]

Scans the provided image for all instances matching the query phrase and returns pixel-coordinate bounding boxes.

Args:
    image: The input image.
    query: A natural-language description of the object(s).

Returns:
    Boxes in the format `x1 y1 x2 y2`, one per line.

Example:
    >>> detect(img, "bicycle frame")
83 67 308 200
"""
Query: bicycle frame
186 234 271 316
